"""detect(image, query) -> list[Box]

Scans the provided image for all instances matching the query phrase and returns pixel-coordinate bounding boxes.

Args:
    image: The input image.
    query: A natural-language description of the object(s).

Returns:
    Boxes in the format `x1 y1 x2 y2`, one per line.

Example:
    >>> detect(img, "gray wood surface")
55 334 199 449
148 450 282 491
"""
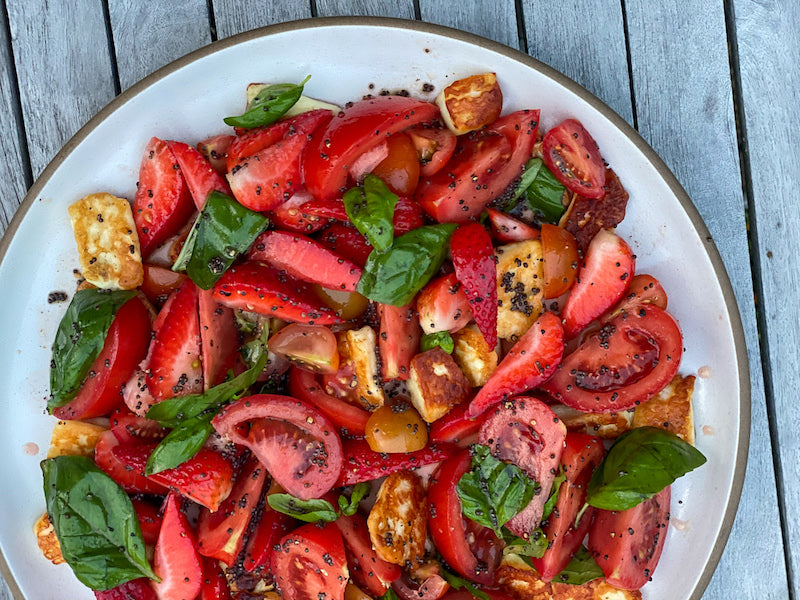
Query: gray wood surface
315 0 416 19
419 0 521 50
212 0 312 39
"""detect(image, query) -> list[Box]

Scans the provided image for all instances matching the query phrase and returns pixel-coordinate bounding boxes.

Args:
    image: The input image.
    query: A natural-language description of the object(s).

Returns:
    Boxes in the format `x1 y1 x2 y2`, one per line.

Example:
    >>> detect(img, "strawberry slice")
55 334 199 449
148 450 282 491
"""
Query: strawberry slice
213 262 343 325
416 273 473 334
486 208 541 243
269 189 329 234
561 228 635 338
336 438 456 487
248 230 362 292
93 578 158 600
467 311 564 417
132 137 195 257
317 222 373 267
167 140 231 209
198 287 240 389
152 494 203 600
449 223 498 348
197 134 235 174
378 303 421 381
113 443 233 511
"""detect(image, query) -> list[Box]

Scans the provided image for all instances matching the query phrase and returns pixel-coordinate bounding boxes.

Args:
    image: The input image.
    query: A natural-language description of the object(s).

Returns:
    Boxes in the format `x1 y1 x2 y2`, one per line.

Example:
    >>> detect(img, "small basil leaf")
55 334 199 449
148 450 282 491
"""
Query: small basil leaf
439 568 491 600
49 289 136 411
587 426 707 510
42 456 158 590
523 158 567 223
223 76 310 128
338 482 371 516
377 588 402 600
457 444 539 536
551 545 604 585
267 493 338 523
541 469 566 522
503 157 543 210
420 331 454 354
343 174 398 252
501 529 548 559
172 191 269 290
357 223 457 306
145 417 214 475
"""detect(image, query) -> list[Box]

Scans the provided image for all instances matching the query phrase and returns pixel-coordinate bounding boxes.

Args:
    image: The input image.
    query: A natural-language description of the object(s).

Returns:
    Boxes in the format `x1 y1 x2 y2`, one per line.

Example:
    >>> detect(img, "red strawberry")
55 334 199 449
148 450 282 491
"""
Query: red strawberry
378 303 421 381
450 223 498 349
167 140 231 209
93 578 157 600
317 222 373 267
416 272 473 334
198 287 240 389
197 134 234 174
269 189 329 234
486 208 541 243
152 494 203 600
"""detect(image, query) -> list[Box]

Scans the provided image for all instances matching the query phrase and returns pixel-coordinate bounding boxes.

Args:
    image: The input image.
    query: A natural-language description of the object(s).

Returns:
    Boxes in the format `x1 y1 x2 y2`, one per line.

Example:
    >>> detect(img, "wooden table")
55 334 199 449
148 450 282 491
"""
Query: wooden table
0 1 795 599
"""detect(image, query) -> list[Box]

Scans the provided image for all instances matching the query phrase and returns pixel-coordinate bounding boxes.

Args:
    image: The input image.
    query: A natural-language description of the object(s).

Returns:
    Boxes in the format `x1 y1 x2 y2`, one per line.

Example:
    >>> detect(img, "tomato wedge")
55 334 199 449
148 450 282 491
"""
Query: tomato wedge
407 124 457 177
541 224 579 299
542 119 606 199
288 366 370 434
336 513 401 596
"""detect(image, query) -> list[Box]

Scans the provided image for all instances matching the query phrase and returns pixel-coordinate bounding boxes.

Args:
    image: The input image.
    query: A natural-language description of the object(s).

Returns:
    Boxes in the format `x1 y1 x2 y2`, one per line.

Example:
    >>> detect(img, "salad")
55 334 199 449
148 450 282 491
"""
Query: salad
38 71 706 600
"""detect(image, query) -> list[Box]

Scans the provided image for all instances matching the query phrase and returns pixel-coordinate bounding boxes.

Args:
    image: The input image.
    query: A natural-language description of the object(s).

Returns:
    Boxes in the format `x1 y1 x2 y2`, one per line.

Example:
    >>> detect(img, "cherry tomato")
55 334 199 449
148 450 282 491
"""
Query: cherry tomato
605 273 668 320
407 124 457 177
288 366 370 434
542 119 606 199
197 134 234 175
140 264 187 305
541 223 579 299
370 132 421 196
269 323 340 374
365 401 428 453
314 285 371 320
485 208 540 243
152 493 203 600
336 513 401 596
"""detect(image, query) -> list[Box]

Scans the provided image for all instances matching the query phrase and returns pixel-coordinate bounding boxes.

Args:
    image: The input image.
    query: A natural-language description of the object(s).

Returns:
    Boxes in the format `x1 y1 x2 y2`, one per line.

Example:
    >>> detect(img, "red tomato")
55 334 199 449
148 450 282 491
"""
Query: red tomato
336 513 401 596
53 296 151 420
152 493 203 600
197 134 234 174
478 397 566 537
302 96 439 200
269 323 340 374
131 497 162 546
541 224 579 299
588 485 671 590
316 222 373 267
167 140 231 209
109 410 168 444
378 303 421 381
365 401 428 453
287 367 370 434
241 502 295 573
212 394 343 500
140 264 187 306
270 189 329 234
93 578 157 600
93 430 166 495
336 438 455 487
199 557 232 600
542 119 606 199
272 522 349 600
540 305 683 413
530 433 605 581
428 401 483 446
407 124 457 177
370 132 421 196
198 287 240 389
391 571 450 600
485 208 540 243
605 273 668 319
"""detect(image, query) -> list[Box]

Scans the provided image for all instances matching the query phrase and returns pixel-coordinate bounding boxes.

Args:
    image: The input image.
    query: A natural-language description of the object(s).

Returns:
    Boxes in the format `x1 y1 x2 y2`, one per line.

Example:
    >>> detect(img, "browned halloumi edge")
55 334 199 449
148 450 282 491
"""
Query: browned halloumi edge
435 73 503 135
34 514 64 565
46 419 107 458
336 326 385 410
632 374 696 444
367 471 427 567
452 324 499 387
407 348 471 422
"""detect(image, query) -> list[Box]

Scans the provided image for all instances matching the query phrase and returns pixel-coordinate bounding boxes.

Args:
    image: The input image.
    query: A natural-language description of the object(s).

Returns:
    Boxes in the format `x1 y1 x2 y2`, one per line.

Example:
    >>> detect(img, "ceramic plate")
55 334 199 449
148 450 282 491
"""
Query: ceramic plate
0 17 748 600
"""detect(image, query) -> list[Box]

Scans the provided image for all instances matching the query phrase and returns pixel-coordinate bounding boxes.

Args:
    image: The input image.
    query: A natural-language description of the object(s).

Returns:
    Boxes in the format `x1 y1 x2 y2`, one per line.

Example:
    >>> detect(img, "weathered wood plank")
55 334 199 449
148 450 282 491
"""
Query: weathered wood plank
625 1 788 598
108 0 212 90
212 0 312 39
733 0 800 595
0 4 28 239
6 0 116 178
418 0 520 50
520 0 633 125
315 0 415 19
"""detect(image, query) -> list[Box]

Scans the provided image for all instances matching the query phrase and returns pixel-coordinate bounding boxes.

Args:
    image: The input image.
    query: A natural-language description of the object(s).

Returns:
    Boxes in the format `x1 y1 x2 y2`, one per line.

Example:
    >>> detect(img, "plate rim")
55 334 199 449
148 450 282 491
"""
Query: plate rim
0 15 750 600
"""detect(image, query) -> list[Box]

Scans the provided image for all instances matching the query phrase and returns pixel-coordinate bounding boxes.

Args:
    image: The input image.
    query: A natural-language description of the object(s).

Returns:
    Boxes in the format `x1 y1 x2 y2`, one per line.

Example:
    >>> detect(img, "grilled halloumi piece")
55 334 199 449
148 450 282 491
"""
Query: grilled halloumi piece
632 374 696 444
338 326 385 410
452 324 498 387
495 240 545 340
34 513 64 565
68 193 143 290
47 419 107 458
435 73 503 135
550 404 634 440
407 348 471 422
367 470 427 567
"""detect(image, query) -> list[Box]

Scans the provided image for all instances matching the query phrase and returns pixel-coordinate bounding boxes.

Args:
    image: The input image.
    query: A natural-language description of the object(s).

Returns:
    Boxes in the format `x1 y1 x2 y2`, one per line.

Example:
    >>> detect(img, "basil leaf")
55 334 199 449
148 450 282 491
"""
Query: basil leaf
338 482 371 516
587 426 707 510
343 174 398 252
457 444 539 536
541 469 566 522
173 191 269 290
377 588 402 600
523 158 567 223
145 417 214 475
420 331 454 354
551 546 604 585
267 493 338 523
223 76 310 128
502 529 548 559
357 223 457 306
41 456 158 590
439 568 491 600
503 157 544 210
49 289 136 411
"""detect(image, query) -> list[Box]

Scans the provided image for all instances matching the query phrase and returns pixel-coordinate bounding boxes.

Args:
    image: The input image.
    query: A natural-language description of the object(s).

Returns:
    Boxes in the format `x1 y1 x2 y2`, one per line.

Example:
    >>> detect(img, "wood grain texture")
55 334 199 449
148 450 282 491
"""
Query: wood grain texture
419 0 520 49
315 0 415 19
0 5 27 238
520 0 633 124
734 0 800 595
212 0 312 39
6 0 116 178
625 1 789 598
108 0 212 90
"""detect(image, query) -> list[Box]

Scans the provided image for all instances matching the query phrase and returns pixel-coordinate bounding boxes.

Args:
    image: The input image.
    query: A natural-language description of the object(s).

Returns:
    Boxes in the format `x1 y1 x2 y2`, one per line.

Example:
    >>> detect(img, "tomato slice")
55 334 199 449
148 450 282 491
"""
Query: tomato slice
140 264 187 306
485 208 540 243
212 394 343 500
336 438 455 487
152 493 203 600
197 134 234 175
541 305 683 413
199 557 232 600
429 401 483 446
407 124 457 177
605 273 668 320
370 132 421 196
563 167 629 253
272 521 349 600
542 119 606 199
288 366 370 434
478 397 567 537
241 501 295 574
588 485 671 590
269 323 340 374
131 497 162 546
541 224 579 299
336 513 401 596
302 96 439 200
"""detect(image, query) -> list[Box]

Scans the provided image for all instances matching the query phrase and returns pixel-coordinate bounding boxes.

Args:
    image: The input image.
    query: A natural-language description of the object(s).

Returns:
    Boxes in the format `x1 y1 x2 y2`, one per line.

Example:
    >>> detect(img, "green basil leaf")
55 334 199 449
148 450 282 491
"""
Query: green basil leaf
523 158 567 223
541 469 566 522
501 529 548 559
377 587 402 600
223 76 310 128
48 289 136 411
357 223 457 306
343 174 398 252
587 426 707 510
457 444 539 536
41 456 158 590
145 417 214 475
439 568 491 600
503 157 544 210
267 493 338 523
551 545 604 585
172 191 269 290
338 482 371 516
420 331 454 354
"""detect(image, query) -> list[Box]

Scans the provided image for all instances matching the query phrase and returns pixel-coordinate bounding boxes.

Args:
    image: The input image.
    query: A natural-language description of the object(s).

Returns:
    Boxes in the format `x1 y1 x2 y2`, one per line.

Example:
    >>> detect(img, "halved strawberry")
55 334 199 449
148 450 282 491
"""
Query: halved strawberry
213 262 343 325
317 222 373 267
416 272 473 334
335 438 455 487
248 230 362 292
560 228 635 338
113 443 234 511
167 140 231 209
392 197 427 235
198 287 240 389
467 311 564 417
450 223 498 349
197 134 234 174
132 137 195 257
93 578 158 600
486 208 541 243
152 494 203 600
378 303 421 381
270 189 329 234
131 497 162 546
93 430 167 495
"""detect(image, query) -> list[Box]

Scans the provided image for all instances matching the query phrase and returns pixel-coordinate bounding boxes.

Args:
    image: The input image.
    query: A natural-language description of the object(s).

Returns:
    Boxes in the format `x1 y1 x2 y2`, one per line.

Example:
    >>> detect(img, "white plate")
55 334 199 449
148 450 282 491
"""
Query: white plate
0 17 748 600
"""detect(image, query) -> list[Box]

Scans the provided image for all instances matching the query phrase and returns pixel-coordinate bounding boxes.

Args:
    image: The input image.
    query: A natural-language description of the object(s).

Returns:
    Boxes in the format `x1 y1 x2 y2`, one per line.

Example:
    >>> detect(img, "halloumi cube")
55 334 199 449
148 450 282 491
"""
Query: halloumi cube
407 348 471 422
34 513 64 565
550 404 634 440
632 374 696 444
68 192 143 290
452 324 498 387
435 73 503 135
338 326 385 410
47 419 107 458
495 240 545 340
367 470 427 567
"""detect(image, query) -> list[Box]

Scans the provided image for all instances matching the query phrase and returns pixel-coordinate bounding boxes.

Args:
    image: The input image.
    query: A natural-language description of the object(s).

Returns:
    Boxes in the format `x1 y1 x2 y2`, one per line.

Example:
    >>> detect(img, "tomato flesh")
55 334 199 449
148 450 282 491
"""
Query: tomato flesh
542 119 606 199
288 366 370 434
365 401 428 453
336 513 401 596
407 124 457 177
269 323 340 374
370 132 421 196
541 224 579 299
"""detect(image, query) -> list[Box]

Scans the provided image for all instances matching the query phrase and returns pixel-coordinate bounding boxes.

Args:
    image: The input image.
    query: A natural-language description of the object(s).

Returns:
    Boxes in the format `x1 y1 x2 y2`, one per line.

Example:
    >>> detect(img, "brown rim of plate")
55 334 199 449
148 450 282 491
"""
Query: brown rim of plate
0 15 749 600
